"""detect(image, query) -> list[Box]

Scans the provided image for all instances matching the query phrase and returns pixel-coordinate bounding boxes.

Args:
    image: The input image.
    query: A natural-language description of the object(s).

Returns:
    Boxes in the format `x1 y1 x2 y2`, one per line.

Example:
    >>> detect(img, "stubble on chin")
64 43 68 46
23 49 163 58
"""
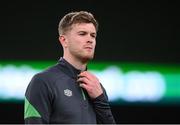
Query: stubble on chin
81 53 94 63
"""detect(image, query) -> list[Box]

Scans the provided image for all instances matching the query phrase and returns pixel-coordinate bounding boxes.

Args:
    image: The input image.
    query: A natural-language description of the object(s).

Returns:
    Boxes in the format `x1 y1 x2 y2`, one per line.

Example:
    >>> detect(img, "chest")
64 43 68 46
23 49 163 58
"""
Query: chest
50 77 96 123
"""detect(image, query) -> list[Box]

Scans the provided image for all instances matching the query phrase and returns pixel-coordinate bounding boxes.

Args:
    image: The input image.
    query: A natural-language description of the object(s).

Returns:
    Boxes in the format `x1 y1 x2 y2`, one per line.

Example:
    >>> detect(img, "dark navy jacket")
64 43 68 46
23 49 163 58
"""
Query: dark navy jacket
24 57 115 124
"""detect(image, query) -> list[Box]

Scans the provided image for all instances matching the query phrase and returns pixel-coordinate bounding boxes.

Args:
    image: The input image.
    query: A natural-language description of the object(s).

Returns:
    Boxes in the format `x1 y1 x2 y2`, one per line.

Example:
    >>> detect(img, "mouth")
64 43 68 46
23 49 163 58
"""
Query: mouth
85 47 92 49
84 46 93 50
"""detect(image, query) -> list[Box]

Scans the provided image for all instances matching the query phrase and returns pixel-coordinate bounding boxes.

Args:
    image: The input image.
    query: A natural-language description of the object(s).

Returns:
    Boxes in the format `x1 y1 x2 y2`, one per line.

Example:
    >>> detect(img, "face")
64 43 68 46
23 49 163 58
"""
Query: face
61 23 97 62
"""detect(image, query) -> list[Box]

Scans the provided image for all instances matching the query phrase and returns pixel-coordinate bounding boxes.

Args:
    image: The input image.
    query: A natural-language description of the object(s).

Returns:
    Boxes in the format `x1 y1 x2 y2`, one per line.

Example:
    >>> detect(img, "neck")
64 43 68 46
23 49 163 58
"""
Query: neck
63 55 88 71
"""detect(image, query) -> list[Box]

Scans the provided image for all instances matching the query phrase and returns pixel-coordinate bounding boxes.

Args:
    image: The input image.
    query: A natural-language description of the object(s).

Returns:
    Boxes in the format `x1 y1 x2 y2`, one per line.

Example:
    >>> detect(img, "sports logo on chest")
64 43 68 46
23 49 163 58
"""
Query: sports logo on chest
64 89 72 97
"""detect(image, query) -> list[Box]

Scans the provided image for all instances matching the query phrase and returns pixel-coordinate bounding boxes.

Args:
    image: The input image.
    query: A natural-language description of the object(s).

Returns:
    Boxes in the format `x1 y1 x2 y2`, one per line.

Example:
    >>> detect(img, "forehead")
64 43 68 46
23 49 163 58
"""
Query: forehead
71 23 96 33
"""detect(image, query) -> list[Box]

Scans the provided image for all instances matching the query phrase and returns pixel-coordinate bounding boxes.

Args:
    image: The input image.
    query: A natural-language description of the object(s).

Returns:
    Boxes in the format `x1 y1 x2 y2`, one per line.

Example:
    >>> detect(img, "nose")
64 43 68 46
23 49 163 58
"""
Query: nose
86 34 94 44
87 40 93 44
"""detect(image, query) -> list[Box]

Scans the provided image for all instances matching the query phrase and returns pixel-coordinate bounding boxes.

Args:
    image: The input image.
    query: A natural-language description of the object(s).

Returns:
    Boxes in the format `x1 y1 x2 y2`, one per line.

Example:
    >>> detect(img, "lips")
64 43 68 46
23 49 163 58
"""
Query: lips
85 47 92 49
84 46 93 50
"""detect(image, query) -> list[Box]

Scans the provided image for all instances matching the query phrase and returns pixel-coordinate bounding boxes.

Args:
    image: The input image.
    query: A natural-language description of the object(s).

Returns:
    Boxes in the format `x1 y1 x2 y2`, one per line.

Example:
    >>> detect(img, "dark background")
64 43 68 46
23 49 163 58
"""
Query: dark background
0 0 180 123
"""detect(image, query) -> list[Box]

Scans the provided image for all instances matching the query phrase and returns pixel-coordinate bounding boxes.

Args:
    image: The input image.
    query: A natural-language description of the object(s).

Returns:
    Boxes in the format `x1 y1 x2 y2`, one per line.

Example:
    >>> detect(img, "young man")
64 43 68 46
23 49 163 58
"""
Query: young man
24 11 115 124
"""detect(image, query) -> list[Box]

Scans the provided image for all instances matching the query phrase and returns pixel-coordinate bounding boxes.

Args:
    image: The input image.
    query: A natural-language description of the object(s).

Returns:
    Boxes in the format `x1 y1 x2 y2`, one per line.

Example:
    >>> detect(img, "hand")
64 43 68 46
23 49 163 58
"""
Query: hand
77 71 103 99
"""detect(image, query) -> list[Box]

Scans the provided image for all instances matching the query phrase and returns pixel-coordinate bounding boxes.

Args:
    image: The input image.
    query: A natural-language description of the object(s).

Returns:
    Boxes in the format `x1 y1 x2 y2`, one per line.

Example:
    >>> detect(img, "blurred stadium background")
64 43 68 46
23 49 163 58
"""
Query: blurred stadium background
0 0 180 123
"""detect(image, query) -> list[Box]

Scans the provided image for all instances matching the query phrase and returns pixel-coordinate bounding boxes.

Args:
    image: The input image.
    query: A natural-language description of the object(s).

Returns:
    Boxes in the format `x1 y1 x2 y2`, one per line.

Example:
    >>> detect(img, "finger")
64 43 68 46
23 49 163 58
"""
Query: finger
77 77 90 85
79 83 90 91
79 71 95 81
80 71 100 86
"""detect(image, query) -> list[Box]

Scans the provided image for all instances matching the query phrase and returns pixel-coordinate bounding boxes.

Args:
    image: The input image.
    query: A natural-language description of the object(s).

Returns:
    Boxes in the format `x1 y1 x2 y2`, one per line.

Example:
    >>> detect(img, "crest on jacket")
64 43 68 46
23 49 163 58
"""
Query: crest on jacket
64 89 72 97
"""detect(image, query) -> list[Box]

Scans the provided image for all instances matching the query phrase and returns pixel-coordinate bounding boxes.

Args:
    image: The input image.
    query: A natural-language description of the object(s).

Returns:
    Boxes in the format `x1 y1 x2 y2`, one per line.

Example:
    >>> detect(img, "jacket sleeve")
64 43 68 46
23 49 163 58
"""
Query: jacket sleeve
92 84 116 124
24 73 53 124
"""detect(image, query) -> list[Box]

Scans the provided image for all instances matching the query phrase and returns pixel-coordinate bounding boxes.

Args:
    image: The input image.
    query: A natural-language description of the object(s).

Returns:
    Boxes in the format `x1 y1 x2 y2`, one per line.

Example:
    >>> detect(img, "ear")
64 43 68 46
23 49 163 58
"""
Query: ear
59 35 68 48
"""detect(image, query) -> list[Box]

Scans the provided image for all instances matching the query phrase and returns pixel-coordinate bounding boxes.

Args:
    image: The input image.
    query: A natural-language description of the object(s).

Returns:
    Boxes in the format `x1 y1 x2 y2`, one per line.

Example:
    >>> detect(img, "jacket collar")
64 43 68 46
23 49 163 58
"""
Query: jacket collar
57 57 87 79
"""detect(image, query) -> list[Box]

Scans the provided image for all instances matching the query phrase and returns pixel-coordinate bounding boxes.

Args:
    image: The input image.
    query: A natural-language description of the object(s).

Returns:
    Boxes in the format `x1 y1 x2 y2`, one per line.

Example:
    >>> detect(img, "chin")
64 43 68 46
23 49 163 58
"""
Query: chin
81 55 94 62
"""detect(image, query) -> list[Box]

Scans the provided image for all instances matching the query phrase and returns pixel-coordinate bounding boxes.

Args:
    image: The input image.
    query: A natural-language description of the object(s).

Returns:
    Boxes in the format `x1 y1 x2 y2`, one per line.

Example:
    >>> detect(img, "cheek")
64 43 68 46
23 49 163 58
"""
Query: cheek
69 41 81 51
68 37 79 47
93 41 96 47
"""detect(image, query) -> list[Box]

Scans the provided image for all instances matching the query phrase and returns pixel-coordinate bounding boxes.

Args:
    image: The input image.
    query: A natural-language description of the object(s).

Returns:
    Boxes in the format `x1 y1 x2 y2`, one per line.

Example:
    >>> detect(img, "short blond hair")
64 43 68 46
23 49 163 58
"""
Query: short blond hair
58 11 98 35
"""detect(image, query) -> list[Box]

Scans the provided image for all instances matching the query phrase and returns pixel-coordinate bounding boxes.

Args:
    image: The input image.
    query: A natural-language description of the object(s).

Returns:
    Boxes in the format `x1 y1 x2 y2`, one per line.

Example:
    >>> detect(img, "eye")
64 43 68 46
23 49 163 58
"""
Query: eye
91 33 96 38
78 31 86 36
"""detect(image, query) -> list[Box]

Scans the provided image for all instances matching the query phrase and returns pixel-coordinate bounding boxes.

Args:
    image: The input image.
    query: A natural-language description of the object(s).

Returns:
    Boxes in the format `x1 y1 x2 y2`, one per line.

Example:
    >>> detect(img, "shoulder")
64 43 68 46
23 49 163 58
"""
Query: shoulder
33 64 64 82
28 63 68 89
25 65 60 97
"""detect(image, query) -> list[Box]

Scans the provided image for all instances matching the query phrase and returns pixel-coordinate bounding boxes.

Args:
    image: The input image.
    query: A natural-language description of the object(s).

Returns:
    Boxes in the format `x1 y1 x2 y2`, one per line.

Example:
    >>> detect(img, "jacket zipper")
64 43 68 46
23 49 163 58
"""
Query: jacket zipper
80 88 86 100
